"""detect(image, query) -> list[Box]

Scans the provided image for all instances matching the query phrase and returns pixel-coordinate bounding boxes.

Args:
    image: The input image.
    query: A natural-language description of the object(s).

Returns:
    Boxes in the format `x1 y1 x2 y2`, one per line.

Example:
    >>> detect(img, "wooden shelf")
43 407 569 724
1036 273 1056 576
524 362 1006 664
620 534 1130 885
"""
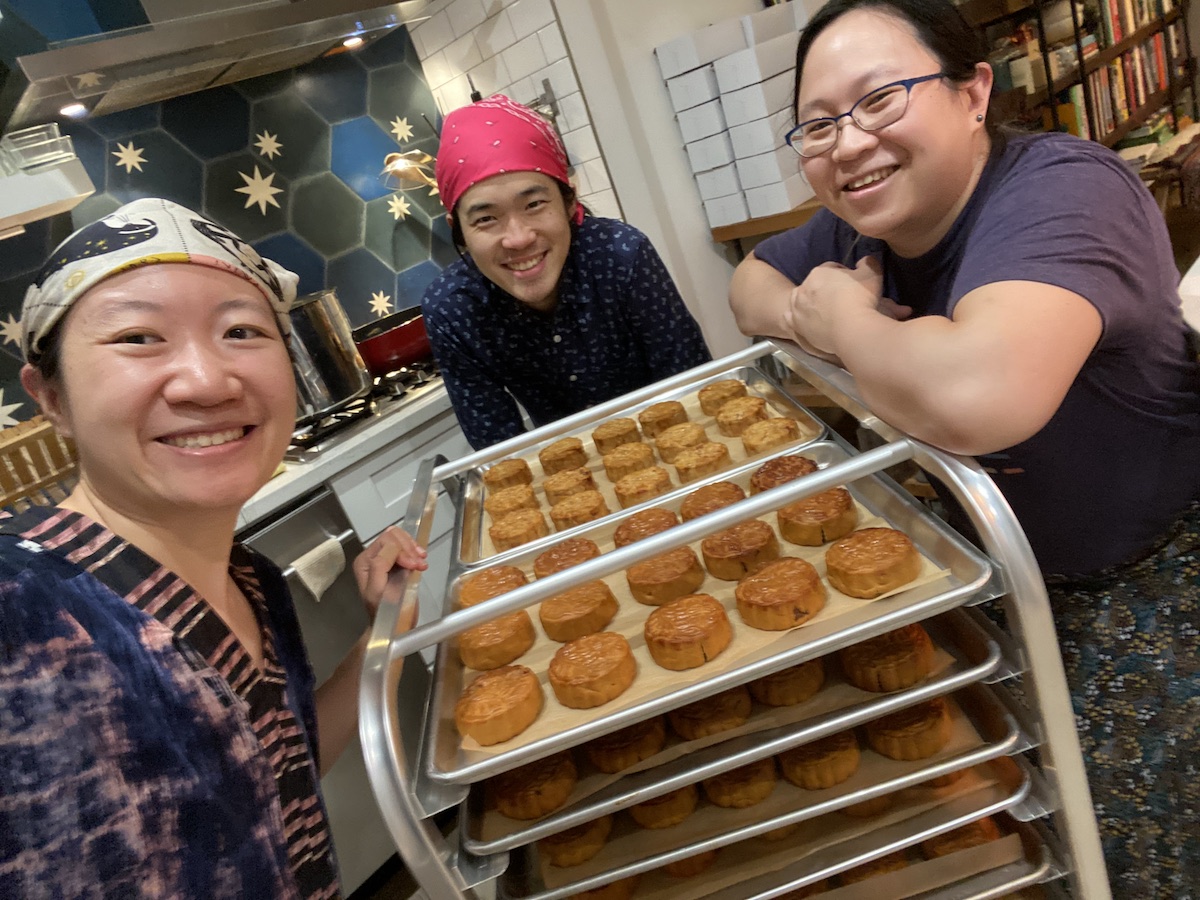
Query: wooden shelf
1100 65 1194 146
710 197 823 244
956 0 1034 28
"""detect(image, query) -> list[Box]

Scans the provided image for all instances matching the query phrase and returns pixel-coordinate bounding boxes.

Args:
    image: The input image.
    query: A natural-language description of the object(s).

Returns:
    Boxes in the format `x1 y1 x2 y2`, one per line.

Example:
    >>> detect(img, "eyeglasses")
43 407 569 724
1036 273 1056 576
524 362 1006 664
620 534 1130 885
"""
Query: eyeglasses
785 73 947 158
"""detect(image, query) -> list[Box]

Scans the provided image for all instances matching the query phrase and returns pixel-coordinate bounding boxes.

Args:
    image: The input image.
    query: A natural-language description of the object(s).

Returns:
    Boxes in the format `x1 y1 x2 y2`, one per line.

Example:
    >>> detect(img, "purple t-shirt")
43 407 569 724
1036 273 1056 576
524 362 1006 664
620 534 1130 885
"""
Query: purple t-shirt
755 132 1200 575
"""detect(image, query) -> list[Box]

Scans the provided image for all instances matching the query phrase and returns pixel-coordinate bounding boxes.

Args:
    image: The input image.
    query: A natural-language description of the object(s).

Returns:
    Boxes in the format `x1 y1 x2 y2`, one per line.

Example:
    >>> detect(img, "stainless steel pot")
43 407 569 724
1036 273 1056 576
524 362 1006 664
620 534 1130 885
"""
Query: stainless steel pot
288 289 372 425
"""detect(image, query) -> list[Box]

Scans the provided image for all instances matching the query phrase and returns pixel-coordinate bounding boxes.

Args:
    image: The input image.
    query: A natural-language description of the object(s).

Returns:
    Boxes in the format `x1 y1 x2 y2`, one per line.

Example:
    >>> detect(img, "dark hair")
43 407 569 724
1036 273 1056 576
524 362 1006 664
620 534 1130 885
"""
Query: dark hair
28 317 66 382
792 0 1003 146
450 179 585 250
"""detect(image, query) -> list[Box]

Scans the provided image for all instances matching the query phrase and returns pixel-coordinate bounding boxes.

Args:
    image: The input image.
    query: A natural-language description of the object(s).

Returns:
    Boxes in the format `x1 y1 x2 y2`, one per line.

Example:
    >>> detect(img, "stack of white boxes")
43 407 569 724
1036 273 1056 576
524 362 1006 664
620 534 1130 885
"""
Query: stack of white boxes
656 1 817 229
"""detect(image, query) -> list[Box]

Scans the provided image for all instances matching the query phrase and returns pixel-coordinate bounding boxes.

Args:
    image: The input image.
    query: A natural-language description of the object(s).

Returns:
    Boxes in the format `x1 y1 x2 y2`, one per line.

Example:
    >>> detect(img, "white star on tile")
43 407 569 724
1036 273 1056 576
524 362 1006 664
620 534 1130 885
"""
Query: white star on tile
112 141 147 174
0 314 21 347
390 116 415 143
428 183 440 198
254 130 283 160
236 166 284 215
0 389 24 428
387 193 412 221
75 72 104 89
370 291 394 317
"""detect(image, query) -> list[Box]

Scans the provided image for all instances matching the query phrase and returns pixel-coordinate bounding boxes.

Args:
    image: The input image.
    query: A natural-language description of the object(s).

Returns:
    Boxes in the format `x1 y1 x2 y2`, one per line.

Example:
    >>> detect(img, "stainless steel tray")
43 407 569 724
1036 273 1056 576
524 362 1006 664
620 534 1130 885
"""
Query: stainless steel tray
462 608 1004 855
493 683 1028 900
459 360 827 566
421 438 999 787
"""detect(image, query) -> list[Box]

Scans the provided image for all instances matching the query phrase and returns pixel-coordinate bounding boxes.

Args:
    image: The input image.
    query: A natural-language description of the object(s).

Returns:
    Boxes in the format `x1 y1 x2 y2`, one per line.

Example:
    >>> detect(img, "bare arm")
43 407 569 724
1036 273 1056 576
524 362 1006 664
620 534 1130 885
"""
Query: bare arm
729 250 802 340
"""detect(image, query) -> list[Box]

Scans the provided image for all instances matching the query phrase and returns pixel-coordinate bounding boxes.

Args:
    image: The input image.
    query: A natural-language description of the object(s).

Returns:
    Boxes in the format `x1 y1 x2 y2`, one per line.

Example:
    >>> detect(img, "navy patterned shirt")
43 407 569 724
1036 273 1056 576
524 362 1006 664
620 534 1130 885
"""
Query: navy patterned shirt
421 216 712 449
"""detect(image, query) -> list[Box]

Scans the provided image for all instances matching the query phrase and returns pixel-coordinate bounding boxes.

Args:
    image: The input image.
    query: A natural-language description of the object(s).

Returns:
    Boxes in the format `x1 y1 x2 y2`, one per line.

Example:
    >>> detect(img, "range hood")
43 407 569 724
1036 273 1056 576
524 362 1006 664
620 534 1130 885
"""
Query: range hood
2 0 432 130
0 123 94 239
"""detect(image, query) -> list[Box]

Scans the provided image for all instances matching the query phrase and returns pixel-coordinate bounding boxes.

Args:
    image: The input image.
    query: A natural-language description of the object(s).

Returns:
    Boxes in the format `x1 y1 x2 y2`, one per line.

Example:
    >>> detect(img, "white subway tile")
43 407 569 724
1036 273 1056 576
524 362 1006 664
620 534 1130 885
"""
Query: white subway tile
436 76 475 115
578 157 610 195
508 0 555 41
476 10 517 56
571 164 591 195
584 189 622 220
556 90 590 133
447 0 488 38
469 54 512 97
538 57 578 106
505 76 535 104
444 33 482 75
502 32 547 82
537 24 566 63
562 125 599 166
421 50 453 90
415 10 455 56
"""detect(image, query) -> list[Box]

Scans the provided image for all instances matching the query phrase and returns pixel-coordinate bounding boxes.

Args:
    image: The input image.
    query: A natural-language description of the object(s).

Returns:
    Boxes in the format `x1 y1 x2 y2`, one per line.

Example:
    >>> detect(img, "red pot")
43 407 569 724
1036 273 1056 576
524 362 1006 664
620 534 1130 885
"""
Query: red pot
352 308 434 376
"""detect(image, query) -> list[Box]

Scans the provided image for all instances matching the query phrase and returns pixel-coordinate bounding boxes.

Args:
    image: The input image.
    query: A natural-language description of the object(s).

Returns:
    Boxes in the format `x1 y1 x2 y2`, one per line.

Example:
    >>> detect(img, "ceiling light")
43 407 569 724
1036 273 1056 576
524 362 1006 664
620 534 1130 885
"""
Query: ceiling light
59 103 88 119
343 36 364 48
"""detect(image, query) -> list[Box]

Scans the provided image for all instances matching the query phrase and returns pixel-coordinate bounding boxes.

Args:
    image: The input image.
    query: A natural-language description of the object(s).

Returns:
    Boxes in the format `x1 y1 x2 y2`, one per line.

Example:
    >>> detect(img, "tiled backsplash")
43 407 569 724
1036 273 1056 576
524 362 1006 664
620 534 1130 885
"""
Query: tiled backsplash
410 0 620 219
0 26 455 425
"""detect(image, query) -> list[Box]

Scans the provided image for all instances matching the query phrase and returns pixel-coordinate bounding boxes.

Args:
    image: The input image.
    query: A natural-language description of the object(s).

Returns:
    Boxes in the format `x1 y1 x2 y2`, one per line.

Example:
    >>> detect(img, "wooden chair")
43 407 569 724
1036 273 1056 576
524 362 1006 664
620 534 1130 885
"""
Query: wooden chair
0 415 78 512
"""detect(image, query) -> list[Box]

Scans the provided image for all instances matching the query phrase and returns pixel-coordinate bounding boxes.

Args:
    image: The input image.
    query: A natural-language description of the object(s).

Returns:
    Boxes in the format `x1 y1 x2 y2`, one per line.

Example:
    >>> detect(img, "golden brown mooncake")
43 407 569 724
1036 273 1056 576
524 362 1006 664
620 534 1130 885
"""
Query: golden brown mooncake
825 526 921 599
673 441 731 484
701 518 781 580
667 684 752 741
454 665 543 746
626 546 705 606
572 876 640 900
483 483 539 520
698 378 748 416
584 715 667 774
680 481 746 521
614 465 673 509
638 400 688 438
602 440 656 483
777 487 859 546
734 557 827 631
482 457 533 491
841 794 895 818
538 581 619 643
542 466 597 507
655 422 708 464
548 631 637 709
838 850 909 882
533 536 602 579
664 848 719 878
490 750 577 820
778 730 860 790
865 697 952 760
715 395 768 436
549 490 610 531
644 593 733 671
489 508 549 552
749 455 818 494
538 436 588 475
747 656 826 707
701 756 777 808
612 507 680 548
839 622 935 692
538 814 614 867
458 609 536 670
592 417 641 455
920 816 1003 859
742 416 802 455
628 784 698 829
458 565 528 608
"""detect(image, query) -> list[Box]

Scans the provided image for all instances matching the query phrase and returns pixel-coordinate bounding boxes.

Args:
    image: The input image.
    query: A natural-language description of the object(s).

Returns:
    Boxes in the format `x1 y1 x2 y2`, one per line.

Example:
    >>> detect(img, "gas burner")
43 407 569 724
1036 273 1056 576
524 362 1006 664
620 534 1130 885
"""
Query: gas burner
371 358 441 400
286 397 376 461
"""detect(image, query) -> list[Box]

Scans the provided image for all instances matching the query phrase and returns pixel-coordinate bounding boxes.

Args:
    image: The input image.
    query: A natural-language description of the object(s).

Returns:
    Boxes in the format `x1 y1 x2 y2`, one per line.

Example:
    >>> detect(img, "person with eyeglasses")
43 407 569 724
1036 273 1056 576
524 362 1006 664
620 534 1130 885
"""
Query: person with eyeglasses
729 0 1200 892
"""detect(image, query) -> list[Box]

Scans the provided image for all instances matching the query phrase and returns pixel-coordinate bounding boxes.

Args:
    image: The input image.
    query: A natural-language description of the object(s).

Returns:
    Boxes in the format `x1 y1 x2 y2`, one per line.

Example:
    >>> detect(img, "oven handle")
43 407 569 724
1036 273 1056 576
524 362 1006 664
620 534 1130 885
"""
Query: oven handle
279 528 355 581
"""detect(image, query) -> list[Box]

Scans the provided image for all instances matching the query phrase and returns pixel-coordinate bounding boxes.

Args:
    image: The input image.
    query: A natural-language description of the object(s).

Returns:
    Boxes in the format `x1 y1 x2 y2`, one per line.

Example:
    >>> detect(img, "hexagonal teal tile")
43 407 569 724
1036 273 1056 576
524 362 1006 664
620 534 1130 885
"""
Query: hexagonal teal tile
295 53 367 124
162 86 250 159
364 194 431 270
250 93 331 181
62 122 108 193
253 232 326 297
234 69 295 100
0 215 70 280
70 192 123 230
358 25 414 69
430 215 458 268
87 105 159 140
330 117 395 201
204 153 289 242
291 173 364 258
106 130 204 209
368 64 439 142
396 260 442 309
327 248 403 325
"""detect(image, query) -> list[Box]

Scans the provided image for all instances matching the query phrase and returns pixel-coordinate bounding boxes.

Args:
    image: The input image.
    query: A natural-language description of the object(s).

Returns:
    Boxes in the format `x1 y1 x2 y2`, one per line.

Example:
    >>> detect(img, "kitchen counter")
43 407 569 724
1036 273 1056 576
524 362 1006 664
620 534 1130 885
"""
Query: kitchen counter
237 381 455 533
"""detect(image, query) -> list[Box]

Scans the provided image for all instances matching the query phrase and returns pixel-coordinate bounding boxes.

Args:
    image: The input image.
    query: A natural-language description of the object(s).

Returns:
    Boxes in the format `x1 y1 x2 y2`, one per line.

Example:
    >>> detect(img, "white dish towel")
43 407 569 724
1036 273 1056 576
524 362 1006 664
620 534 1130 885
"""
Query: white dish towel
291 536 346 602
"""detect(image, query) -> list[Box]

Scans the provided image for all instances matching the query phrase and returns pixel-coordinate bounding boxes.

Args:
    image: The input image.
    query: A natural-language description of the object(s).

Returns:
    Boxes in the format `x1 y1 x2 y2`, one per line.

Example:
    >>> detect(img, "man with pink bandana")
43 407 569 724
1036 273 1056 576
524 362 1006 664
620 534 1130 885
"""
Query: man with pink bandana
422 94 711 450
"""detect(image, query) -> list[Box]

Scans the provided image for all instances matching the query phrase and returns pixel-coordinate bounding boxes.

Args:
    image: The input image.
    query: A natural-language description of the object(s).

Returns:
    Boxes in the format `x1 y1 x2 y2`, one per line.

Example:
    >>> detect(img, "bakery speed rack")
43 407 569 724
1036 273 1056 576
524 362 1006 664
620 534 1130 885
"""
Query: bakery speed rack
360 339 1110 900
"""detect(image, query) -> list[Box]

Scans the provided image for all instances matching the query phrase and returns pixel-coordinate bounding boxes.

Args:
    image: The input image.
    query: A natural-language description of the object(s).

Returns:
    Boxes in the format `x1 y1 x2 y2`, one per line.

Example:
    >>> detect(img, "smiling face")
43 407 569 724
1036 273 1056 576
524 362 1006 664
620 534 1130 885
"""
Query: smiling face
796 8 992 257
21 264 296 527
454 171 575 312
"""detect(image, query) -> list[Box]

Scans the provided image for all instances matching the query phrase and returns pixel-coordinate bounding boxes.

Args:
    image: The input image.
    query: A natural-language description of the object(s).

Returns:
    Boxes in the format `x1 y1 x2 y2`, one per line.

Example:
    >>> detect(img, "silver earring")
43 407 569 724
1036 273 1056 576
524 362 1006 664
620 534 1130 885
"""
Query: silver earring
975 114 984 122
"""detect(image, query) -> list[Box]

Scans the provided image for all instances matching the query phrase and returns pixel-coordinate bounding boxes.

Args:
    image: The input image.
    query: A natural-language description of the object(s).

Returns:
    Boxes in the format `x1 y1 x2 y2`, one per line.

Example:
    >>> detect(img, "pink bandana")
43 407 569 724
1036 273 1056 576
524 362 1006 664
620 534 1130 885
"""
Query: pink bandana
434 94 583 225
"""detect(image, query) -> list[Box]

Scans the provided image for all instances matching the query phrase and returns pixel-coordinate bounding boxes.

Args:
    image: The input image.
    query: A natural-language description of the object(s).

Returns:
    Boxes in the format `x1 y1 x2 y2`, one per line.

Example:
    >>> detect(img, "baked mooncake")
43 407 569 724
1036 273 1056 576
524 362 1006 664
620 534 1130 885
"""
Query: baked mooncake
667 684 752 741
742 416 801 455
673 441 731 484
628 784 698 829
538 581 619 643
612 507 680 548
549 490 610 531
777 487 859 546
839 622 935 692
458 609 536 670
638 400 688 438
715 395 768 437
482 457 533 491
734 557 827 631
489 508 549 551
701 519 780 580
490 750 577 819
614 465 672 509
573 877 639 900
626 546 705 606
644 593 733 671
592 417 641 455
602 441 656 482
841 794 895 818
483 483 539 520
680 481 746 521
825 527 921 599
548 631 637 709
838 850 909 882
458 565 528 607
920 816 1002 859
749 455 818 494
748 656 826 707
701 756 777 808
538 436 587 475
454 664 543 746
698 378 747 415
664 848 719 878
537 814 613 867
533 537 602 578
542 466 597 507
655 422 708 464
778 730 860 790
584 715 667 774
865 697 952 760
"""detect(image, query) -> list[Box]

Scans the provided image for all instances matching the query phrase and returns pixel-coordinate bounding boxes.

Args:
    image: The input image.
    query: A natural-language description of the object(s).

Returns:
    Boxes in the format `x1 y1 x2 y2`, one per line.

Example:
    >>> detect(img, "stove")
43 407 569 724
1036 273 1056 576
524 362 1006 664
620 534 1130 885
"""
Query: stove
285 359 442 462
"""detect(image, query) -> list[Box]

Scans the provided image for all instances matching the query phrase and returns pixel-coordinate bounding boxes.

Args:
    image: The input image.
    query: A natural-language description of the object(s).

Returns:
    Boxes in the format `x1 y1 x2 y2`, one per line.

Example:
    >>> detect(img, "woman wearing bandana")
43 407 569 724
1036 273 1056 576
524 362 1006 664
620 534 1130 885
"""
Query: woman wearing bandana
1 198 428 898
422 94 712 450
